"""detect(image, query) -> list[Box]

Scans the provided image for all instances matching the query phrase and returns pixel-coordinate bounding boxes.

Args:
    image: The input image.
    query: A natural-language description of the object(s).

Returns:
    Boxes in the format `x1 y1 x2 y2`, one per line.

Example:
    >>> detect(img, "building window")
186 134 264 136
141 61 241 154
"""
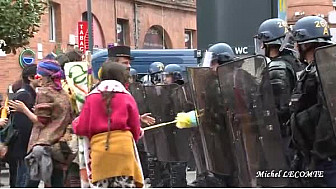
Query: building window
49 4 56 41
144 26 168 49
185 30 194 49
117 19 129 46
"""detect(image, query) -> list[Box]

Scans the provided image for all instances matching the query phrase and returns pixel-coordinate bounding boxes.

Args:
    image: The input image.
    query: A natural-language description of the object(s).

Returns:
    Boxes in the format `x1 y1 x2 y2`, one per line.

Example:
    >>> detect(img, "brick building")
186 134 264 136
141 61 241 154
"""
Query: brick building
287 0 333 24
0 0 197 94
287 0 336 41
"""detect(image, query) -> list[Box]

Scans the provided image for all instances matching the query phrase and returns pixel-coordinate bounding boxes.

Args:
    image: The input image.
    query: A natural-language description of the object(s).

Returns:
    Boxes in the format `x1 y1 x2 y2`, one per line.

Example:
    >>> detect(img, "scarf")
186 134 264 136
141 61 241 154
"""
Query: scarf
37 59 65 91
89 80 130 96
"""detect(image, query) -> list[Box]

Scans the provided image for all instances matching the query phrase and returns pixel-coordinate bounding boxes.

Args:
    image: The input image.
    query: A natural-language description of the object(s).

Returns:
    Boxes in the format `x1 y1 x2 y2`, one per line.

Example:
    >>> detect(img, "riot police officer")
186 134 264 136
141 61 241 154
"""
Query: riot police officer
142 61 169 187
159 64 190 187
256 18 300 166
142 62 165 85
290 16 336 187
163 64 184 85
144 62 192 188
187 43 238 187
129 68 138 83
207 43 236 70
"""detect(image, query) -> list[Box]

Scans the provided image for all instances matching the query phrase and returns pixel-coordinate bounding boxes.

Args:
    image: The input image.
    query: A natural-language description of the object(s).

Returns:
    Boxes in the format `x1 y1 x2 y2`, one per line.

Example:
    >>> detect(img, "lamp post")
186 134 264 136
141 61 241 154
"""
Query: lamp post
87 0 93 52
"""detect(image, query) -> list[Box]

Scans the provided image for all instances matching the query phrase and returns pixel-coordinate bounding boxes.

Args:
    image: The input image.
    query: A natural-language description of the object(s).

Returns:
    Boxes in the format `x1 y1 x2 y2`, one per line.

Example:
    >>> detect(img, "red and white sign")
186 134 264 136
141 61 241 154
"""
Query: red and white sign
78 21 88 53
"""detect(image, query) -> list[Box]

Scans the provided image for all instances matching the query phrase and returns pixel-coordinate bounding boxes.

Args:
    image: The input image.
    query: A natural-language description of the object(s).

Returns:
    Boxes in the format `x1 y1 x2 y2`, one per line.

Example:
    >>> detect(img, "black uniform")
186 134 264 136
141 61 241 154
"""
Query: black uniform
289 15 336 187
290 63 336 186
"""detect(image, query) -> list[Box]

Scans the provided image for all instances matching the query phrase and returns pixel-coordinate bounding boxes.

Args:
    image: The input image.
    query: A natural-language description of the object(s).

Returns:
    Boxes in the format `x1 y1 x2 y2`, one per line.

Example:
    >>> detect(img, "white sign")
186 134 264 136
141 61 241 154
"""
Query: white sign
235 47 249 55
329 11 336 24
330 28 336 42
69 34 76 45
37 52 43 60
185 33 190 42
117 24 122 34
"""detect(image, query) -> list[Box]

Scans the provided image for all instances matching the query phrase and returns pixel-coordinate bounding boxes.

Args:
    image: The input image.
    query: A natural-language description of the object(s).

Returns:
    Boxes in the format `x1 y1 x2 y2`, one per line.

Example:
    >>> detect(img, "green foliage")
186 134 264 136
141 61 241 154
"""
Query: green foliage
0 0 47 54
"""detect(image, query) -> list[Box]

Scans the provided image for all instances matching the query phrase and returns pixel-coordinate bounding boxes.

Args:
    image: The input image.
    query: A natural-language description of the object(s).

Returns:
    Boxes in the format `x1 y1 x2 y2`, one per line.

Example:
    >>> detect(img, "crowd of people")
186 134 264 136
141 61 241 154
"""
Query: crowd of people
0 14 335 188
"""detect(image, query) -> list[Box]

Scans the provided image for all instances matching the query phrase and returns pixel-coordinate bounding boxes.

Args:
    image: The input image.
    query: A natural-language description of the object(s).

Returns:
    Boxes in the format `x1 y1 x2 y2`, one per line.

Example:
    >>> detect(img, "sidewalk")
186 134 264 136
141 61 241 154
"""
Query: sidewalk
0 164 196 188
0 163 9 188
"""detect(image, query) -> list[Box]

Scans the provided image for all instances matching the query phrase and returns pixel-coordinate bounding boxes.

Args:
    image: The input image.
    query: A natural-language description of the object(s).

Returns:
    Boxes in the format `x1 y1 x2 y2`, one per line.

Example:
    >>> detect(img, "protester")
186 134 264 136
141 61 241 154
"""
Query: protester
9 59 73 187
6 65 40 187
12 79 24 93
72 61 144 188
56 52 82 188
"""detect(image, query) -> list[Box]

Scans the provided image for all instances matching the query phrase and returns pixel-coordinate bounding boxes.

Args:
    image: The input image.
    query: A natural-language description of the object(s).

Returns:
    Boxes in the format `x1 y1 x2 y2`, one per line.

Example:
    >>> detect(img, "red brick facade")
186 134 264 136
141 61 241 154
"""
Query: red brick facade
287 0 334 24
0 0 196 94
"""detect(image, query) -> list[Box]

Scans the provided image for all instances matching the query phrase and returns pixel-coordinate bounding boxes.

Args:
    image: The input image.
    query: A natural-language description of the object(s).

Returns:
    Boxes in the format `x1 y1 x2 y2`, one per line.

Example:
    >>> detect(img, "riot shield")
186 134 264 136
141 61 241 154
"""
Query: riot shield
172 83 195 112
315 44 336 136
187 67 236 176
217 55 289 187
144 84 191 162
129 82 147 115
128 82 147 155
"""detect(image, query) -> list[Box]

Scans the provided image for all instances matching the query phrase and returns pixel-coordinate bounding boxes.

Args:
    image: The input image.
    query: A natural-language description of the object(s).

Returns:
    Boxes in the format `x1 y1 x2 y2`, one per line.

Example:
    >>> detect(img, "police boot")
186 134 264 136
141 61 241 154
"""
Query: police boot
205 172 227 187
147 154 161 187
187 172 207 188
158 162 170 187
138 148 149 179
169 162 187 188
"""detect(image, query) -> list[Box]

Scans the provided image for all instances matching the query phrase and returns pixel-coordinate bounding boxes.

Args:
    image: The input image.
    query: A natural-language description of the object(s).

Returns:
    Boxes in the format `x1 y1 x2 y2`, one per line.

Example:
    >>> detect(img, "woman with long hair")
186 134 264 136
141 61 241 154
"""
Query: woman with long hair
72 61 144 188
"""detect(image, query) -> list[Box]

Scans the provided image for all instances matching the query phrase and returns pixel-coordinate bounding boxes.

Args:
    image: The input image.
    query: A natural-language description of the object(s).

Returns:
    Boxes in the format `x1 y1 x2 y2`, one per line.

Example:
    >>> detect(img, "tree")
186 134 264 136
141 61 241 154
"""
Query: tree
0 0 47 54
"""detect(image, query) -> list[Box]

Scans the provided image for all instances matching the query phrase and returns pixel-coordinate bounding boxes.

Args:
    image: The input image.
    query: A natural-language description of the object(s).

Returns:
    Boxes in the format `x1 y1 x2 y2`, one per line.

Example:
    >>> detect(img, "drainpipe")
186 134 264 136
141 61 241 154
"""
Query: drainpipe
134 2 140 49
115 0 118 43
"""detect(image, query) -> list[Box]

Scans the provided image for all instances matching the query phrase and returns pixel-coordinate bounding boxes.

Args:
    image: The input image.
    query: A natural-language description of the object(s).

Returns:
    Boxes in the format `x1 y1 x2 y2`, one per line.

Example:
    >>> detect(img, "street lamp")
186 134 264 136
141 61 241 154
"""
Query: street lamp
87 0 93 52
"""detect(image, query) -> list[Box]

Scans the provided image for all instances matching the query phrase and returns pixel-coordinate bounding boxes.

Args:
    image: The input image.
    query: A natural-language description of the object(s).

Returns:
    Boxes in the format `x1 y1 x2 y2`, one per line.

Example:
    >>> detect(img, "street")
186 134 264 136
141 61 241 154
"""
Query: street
0 163 196 188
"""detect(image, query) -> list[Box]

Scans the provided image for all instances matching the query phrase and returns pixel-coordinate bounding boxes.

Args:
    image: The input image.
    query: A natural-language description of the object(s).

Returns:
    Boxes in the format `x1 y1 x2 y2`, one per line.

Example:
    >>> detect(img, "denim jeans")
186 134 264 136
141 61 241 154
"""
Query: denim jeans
16 159 28 187
25 168 64 188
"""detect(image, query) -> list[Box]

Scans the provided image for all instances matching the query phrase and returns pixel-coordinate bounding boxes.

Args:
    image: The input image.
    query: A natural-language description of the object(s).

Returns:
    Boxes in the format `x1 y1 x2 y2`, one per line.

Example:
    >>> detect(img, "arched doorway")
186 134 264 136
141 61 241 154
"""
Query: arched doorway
143 25 172 49
82 12 106 48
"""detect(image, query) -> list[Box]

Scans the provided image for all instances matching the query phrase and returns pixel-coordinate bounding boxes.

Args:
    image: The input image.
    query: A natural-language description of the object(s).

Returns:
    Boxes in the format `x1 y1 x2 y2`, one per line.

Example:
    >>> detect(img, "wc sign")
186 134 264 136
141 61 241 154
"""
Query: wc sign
78 21 89 53
234 46 249 55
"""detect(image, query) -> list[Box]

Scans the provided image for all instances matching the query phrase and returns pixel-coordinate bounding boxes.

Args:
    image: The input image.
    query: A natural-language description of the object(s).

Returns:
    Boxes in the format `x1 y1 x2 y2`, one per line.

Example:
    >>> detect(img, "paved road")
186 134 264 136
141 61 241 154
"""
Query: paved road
0 164 9 188
1 164 196 188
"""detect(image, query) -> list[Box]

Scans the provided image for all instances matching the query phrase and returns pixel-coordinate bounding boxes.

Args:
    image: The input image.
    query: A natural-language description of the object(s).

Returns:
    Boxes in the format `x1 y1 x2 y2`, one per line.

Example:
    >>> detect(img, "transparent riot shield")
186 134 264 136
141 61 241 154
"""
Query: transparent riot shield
217 55 289 187
315 44 336 136
171 83 195 112
129 82 147 115
187 67 236 176
144 84 191 162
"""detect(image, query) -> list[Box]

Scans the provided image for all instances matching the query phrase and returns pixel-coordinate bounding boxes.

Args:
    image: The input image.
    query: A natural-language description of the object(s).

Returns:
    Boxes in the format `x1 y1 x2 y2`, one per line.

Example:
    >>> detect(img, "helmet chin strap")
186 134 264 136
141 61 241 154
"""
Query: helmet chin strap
265 45 281 59
298 43 316 64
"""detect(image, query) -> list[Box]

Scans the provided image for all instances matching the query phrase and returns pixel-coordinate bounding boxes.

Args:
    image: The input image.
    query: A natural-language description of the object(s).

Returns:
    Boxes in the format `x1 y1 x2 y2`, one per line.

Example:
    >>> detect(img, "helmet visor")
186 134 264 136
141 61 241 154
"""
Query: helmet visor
201 52 216 67
254 37 265 56
279 32 295 52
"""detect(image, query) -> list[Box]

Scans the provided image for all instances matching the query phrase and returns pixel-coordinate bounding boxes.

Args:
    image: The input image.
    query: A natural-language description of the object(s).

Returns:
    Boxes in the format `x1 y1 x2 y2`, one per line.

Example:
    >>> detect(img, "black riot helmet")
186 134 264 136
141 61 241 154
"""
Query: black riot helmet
163 64 183 84
148 61 165 84
130 68 137 77
293 16 332 44
204 43 236 66
129 68 138 83
257 18 288 45
149 62 165 74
